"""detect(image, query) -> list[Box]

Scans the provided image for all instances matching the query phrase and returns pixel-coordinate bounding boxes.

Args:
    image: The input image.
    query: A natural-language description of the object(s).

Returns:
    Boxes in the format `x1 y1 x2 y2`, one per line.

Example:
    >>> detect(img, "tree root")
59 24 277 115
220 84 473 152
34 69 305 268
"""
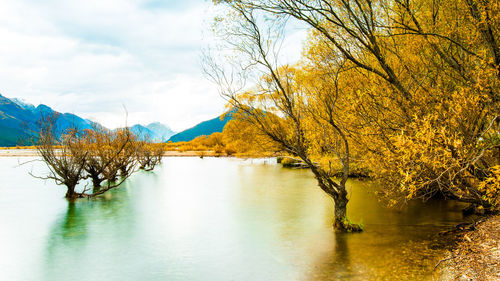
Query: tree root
334 220 364 233
434 256 454 270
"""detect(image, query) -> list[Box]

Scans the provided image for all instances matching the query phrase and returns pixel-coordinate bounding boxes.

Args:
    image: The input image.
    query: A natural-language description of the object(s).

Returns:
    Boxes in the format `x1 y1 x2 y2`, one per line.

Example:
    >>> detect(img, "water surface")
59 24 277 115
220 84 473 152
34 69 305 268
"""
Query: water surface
0 157 466 280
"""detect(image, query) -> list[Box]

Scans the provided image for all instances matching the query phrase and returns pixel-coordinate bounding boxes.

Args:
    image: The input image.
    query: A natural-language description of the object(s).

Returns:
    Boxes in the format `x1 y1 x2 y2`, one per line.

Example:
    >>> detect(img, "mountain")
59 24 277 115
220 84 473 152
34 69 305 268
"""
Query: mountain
0 93 176 146
128 123 176 142
168 113 233 143
32 104 94 132
0 94 37 146
130 124 156 141
0 93 94 146
0 123 29 146
12 98 36 111
0 94 36 127
146 122 176 141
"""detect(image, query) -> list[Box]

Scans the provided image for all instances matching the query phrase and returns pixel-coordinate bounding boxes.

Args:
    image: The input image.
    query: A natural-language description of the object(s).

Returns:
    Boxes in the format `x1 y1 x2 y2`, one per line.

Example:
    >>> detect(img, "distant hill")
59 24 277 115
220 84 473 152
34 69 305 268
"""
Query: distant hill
0 93 93 146
0 123 30 146
32 104 94 132
0 94 96 146
0 93 178 146
12 98 36 111
130 124 156 141
168 113 232 143
126 123 176 142
0 94 41 146
146 122 176 142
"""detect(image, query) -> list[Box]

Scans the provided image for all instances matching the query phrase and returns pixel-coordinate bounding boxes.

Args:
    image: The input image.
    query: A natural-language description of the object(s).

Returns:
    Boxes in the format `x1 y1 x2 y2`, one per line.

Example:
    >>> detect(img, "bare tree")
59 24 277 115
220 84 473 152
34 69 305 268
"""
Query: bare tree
136 142 164 171
112 128 139 179
32 114 141 199
81 125 136 193
33 113 88 199
204 5 361 231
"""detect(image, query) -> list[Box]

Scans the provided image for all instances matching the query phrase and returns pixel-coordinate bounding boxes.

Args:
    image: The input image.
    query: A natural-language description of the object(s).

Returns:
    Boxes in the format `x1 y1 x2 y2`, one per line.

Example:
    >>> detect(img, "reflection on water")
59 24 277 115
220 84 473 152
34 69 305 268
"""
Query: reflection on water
0 157 467 280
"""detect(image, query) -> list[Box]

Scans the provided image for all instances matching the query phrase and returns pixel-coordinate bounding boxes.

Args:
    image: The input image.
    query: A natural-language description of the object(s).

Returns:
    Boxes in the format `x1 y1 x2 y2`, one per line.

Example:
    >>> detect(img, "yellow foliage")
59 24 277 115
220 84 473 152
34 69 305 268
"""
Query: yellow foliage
478 166 500 208
211 0 500 210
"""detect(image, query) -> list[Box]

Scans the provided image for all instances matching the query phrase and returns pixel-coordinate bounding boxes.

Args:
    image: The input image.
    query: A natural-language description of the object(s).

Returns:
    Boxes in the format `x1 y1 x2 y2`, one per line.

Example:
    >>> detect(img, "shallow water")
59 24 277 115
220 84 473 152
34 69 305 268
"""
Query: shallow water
0 157 466 280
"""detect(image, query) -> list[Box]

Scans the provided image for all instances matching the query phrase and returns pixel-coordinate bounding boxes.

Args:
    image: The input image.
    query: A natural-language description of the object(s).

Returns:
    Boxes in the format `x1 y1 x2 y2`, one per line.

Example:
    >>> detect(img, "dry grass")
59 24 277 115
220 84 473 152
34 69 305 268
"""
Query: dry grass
0 146 37 149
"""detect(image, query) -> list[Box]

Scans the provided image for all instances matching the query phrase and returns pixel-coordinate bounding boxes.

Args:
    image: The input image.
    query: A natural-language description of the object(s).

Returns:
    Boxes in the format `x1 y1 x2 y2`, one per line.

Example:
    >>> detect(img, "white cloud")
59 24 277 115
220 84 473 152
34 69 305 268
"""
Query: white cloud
0 0 306 132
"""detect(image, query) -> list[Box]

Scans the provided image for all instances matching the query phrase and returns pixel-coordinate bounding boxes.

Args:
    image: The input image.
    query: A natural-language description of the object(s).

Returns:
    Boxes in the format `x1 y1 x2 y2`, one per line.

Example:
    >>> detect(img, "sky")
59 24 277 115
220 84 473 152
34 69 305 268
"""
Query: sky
0 0 306 132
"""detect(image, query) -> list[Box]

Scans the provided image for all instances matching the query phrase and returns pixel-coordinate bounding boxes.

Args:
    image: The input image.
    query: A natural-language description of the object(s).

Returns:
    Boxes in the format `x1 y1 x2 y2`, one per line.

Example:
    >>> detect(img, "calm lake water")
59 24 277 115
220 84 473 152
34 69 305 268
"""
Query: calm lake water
0 157 467 280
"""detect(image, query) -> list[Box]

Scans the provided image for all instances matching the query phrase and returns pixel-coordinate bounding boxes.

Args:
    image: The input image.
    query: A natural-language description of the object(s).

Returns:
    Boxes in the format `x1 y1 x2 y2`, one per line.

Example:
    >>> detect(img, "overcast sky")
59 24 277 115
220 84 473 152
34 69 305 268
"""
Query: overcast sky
0 0 305 131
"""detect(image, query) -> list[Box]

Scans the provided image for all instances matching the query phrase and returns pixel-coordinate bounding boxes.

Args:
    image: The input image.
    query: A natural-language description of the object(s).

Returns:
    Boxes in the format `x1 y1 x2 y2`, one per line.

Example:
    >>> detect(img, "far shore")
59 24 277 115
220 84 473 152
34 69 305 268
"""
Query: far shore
0 148 232 158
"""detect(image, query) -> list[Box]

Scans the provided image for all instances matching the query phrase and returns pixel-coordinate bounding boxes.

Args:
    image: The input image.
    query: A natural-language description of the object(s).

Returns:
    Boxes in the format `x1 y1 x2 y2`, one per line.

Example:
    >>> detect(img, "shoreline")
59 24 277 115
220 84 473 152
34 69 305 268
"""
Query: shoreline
440 215 500 280
0 148 233 158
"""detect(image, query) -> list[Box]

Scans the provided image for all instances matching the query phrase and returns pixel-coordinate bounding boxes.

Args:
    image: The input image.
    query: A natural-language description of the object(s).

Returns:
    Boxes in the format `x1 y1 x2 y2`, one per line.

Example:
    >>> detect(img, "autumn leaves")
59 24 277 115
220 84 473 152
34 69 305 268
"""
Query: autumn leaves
209 0 499 228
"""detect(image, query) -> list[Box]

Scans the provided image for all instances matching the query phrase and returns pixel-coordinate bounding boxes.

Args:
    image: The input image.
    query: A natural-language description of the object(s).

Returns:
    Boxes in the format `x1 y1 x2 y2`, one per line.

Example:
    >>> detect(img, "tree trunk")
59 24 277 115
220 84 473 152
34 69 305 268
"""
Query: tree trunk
334 196 347 229
333 189 362 232
309 166 362 232
120 167 128 178
65 185 76 199
91 175 103 188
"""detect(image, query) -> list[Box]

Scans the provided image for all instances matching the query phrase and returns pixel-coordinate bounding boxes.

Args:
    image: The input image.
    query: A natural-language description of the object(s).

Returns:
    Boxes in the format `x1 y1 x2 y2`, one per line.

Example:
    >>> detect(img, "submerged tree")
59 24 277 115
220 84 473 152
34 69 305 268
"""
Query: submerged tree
113 128 139 179
81 126 139 196
212 0 500 211
205 4 361 231
136 142 164 171
80 126 114 189
33 113 89 199
32 114 151 199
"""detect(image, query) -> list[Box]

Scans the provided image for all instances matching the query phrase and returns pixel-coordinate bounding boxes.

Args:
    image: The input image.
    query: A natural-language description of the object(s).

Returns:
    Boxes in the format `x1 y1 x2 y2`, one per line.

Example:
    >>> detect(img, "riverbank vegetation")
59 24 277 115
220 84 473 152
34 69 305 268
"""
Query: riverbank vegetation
32 113 164 199
164 118 279 157
206 0 499 231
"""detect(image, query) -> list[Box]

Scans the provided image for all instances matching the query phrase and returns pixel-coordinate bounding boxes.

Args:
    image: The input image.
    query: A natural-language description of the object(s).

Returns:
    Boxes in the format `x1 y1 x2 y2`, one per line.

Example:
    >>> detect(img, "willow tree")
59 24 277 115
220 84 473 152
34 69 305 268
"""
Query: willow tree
81 126 118 189
33 114 140 199
34 114 88 199
214 0 500 211
205 4 361 231
80 126 138 194
85 128 139 197
136 142 164 171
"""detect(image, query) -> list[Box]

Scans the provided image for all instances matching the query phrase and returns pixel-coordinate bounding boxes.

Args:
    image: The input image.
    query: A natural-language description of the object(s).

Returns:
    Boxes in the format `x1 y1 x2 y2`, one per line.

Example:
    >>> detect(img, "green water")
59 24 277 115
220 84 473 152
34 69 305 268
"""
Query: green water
0 157 465 280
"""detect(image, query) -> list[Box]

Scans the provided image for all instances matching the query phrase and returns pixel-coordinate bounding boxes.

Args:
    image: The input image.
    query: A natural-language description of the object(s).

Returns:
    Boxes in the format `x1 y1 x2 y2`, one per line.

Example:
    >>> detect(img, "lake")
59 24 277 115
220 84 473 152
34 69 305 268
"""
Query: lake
0 157 467 280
